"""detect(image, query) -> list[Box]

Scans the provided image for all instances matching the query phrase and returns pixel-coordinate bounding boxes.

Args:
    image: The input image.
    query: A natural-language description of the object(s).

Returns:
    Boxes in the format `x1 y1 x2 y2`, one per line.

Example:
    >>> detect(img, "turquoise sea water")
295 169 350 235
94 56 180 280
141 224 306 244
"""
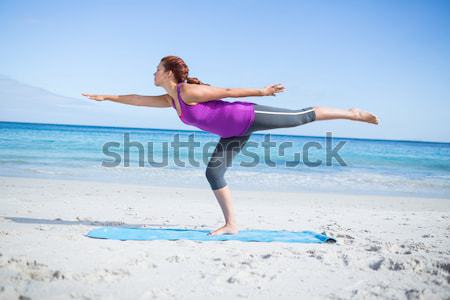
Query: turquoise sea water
1 121 449 198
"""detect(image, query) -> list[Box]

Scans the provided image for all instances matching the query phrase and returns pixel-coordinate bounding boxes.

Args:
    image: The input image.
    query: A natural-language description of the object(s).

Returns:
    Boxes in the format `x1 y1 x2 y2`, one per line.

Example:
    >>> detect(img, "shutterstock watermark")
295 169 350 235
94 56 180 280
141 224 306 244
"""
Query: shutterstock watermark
102 132 347 169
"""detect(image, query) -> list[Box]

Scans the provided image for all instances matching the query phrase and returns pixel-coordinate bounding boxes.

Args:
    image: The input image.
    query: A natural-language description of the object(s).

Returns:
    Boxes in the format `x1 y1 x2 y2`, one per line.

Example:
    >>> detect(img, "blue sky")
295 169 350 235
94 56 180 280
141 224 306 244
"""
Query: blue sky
1 0 449 142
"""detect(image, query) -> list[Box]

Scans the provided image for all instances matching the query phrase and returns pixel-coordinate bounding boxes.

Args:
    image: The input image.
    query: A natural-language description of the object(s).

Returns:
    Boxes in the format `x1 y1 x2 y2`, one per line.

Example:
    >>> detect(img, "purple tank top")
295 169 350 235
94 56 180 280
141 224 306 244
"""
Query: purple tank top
171 82 256 138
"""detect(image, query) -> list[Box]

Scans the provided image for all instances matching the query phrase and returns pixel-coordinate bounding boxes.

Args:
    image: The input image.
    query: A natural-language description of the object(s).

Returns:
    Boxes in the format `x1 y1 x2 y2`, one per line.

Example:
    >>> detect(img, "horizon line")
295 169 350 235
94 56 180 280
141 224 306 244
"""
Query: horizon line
1 120 449 145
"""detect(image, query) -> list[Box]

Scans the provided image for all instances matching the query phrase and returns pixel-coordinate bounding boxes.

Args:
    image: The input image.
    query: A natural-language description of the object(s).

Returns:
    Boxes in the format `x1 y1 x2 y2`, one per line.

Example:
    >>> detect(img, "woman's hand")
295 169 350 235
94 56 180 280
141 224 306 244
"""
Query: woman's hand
81 93 109 101
260 83 285 96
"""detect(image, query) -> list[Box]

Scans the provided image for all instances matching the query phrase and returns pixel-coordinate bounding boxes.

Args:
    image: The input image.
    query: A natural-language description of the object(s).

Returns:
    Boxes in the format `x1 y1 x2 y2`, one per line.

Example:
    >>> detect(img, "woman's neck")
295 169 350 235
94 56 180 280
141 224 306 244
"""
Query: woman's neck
163 81 179 100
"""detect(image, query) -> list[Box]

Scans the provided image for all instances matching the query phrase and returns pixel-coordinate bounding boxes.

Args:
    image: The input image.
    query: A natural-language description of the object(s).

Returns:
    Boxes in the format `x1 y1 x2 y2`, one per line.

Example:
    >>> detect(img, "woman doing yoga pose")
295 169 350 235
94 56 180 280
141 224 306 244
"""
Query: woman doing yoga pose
82 55 379 236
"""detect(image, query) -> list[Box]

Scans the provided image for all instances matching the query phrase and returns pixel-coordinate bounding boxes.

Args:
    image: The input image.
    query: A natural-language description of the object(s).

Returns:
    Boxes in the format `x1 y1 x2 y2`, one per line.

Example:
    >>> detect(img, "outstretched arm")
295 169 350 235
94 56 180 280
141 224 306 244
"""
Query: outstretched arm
182 83 285 103
81 93 171 107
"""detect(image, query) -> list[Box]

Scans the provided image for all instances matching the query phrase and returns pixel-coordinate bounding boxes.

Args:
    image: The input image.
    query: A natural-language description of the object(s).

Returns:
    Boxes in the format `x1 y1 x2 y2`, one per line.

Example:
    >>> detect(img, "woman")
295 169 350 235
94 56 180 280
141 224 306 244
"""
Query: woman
82 55 379 236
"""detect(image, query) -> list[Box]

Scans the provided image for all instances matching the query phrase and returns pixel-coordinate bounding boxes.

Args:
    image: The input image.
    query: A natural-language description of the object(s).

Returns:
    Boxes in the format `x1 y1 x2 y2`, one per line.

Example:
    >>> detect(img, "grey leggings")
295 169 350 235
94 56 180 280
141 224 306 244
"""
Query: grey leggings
205 104 316 190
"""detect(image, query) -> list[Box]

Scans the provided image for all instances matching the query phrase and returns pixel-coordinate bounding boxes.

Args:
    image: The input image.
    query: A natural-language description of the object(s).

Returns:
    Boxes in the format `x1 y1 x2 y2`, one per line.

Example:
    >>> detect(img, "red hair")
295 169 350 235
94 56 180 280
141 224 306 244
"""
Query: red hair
160 55 210 85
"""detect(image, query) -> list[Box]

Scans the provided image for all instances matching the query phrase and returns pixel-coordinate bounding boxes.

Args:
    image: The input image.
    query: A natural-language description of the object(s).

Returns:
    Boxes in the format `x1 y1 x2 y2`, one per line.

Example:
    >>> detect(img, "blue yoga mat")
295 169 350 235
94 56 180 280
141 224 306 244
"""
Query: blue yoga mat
85 227 336 243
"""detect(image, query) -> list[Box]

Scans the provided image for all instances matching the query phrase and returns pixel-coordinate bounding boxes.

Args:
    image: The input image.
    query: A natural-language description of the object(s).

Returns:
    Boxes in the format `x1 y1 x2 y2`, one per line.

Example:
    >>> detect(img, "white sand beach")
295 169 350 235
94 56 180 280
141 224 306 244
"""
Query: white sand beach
0 176 449 299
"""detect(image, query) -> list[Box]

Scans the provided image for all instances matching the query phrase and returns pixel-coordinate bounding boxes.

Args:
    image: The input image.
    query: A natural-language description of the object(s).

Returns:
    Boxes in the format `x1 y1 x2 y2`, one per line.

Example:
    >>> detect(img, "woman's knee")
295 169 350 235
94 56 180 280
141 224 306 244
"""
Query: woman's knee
205 167 227 190
296 107 316 124
310 106 319 121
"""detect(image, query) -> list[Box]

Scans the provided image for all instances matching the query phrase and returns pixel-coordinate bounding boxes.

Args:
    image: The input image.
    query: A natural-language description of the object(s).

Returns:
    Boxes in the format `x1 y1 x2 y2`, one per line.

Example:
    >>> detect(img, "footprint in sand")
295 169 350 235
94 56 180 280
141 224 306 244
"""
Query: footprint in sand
341 254 350 266
1 256 65 281
365 245 381 252
369 257 385 270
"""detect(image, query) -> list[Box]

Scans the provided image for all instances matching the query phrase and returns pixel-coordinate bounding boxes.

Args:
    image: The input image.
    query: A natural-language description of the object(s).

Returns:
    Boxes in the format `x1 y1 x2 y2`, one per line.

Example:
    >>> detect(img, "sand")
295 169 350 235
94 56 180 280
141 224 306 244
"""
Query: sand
0 176 449 299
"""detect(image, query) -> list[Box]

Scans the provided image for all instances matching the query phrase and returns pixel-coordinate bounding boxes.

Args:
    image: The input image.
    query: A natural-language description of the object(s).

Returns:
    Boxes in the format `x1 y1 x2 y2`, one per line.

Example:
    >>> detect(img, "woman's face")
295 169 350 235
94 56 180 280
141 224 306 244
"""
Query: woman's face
153 62 169 86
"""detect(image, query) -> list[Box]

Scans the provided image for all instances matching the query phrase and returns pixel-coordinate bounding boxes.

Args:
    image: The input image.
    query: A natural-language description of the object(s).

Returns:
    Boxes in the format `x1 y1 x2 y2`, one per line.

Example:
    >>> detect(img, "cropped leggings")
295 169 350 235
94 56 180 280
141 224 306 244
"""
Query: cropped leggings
205 104 316 190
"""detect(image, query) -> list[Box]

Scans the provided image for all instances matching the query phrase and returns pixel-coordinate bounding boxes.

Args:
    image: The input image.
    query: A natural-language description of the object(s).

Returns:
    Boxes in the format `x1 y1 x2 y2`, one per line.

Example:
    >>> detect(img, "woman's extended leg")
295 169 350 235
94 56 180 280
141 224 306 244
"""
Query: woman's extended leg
205 135 251 236
242 104 378 136
242 105 317 134
314 106 379 124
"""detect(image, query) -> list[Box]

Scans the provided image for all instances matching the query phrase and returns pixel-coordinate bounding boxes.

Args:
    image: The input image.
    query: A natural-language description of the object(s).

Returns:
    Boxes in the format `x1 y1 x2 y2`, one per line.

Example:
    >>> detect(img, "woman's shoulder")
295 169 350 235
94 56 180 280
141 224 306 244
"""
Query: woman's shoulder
179 82 199 105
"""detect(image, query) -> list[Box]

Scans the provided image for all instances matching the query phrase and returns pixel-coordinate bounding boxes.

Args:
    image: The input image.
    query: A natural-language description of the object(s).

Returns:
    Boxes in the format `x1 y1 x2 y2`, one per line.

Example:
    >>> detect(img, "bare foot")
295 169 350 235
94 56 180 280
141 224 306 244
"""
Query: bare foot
208 223 239 236
349 108 379 124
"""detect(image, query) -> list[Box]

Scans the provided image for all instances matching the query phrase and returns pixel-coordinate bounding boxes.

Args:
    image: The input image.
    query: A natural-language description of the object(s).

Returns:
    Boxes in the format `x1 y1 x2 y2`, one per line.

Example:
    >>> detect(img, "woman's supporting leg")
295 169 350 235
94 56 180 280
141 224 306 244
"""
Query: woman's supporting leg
205 104 379 236
209 186 237 235
205 135 251 235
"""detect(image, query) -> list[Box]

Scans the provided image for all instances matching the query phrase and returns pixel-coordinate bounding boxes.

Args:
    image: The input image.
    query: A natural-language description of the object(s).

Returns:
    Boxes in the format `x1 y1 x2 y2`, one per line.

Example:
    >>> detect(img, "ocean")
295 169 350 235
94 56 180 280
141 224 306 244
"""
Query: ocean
1 121 449 199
